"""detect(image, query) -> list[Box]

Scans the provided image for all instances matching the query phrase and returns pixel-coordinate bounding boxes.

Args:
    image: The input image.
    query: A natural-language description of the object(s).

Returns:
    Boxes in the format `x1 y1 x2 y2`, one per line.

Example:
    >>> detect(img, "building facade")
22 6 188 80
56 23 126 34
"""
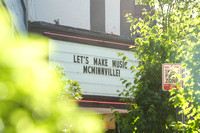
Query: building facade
0 0 28 37
28 0 151 37
28 0 150 131
2 0 150 131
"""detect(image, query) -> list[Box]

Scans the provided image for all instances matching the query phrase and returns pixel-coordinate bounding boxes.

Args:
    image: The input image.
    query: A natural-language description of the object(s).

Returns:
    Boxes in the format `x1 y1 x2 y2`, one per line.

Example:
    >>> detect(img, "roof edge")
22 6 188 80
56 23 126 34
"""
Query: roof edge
28 21 136 50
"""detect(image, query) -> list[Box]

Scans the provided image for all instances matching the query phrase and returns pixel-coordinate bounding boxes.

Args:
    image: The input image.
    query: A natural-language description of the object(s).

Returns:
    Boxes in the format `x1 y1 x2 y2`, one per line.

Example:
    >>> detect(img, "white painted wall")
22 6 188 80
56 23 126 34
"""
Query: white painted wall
49 40 138 97
105 0 120 35
28 0 90 30
3 0 27 36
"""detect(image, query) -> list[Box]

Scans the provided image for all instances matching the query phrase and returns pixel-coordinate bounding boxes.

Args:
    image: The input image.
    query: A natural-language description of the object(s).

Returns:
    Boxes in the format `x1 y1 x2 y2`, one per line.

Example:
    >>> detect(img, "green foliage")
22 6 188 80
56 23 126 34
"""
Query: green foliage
0 8 103 133
169 21 200 131
113 104 146 133
117 0 200 132
55 66 82 100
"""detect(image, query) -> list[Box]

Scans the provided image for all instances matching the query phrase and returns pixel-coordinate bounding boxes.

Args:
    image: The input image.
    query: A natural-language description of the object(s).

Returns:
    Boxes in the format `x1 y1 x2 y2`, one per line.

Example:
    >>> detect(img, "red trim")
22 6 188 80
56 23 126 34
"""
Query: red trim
44 32 137 47
73 100 136 105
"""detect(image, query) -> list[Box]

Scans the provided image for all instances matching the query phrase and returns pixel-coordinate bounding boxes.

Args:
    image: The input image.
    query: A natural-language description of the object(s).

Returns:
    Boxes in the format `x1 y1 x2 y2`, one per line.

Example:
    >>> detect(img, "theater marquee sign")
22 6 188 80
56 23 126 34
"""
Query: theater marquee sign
49 40 137 97
74 55 127 77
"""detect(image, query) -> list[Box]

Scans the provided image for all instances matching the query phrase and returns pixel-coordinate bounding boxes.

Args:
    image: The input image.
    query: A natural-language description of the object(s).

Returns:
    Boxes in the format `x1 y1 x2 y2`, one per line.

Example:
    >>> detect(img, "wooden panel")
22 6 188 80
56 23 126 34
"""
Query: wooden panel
29 0 90 29
90 0 105 33
105 0 120 35
104 114 115 129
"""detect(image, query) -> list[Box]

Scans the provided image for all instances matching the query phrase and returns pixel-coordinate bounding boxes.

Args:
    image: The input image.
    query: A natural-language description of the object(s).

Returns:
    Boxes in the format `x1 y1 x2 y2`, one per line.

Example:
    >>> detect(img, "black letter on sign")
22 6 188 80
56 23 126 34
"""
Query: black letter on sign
73 55 76 63
83 66 88 73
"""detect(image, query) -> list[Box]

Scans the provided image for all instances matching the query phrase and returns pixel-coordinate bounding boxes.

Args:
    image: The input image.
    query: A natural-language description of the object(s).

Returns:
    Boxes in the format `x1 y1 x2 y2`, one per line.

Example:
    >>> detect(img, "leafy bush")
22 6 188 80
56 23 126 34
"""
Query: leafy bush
117 0 200 132
0 8 103 133
55 66 83 100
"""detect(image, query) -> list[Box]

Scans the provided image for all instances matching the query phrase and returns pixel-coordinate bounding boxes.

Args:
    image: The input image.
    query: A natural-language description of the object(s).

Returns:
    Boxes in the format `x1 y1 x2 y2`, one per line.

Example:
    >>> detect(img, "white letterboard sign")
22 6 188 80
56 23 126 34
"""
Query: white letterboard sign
49 40 138 97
